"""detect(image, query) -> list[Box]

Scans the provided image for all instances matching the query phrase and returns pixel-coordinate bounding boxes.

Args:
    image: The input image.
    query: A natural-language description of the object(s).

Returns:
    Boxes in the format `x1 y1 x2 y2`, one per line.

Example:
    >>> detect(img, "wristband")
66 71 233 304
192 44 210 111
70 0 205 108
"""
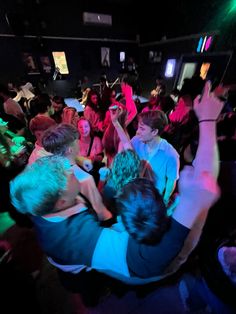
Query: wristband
198 119 217 123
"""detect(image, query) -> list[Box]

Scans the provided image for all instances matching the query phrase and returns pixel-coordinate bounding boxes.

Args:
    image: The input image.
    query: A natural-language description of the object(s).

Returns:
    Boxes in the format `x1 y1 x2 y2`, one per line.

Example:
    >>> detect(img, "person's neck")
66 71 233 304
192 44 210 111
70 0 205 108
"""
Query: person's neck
145 136 161 151
80 135 91 143
37 112 50 117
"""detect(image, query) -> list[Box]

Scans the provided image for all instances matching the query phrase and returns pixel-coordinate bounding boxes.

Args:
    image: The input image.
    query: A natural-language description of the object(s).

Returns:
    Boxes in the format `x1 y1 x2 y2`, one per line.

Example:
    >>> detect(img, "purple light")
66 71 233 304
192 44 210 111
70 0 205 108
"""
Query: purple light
205 36 212 51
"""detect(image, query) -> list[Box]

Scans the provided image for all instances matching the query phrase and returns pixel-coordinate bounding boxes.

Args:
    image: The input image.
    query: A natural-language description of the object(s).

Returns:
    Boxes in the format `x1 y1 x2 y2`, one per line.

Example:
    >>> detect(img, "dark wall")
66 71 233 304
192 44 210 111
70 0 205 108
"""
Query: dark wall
0 35 138 96
139 34 235 97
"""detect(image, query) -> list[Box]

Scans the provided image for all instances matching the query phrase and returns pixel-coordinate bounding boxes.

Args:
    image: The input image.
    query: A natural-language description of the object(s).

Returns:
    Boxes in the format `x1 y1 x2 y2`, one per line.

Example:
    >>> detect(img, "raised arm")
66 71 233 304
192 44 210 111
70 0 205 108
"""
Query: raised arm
193 81 224 178
109 106 133 151
121 83 137 126
172 81 223 228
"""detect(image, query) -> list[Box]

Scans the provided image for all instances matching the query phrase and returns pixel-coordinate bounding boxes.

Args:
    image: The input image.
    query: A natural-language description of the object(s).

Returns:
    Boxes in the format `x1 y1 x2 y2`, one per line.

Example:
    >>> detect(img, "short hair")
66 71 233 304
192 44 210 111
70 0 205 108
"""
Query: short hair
29 115 56 134
10 155 70 216
138 110 168 133
116 178 169 244
42 123 78 156
109 149 141 190
30 94 52 115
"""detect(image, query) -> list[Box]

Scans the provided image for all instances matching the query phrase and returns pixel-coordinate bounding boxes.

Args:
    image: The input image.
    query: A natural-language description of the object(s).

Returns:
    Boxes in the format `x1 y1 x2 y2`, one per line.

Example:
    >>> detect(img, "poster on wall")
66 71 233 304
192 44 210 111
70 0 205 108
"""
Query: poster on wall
101 47 110 67
52 51 69 74
22 53 40 74
40 56 52 73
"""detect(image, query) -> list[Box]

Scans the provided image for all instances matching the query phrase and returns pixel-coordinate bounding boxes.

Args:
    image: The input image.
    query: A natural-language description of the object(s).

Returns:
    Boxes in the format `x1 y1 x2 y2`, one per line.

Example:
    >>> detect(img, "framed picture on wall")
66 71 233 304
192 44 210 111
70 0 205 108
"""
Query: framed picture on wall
40 56 52 73
101 47 110 67
22 52 40 74
149 51 162 63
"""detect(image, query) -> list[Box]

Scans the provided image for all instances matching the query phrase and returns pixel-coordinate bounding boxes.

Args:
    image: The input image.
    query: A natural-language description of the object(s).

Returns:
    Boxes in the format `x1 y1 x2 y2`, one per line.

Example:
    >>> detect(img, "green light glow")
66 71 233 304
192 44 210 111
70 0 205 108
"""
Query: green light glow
228 0 236 14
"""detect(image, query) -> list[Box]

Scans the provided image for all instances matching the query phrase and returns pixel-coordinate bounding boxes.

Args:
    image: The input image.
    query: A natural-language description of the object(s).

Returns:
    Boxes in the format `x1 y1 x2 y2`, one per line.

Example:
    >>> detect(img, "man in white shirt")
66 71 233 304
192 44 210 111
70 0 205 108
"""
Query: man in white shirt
131 110 179 205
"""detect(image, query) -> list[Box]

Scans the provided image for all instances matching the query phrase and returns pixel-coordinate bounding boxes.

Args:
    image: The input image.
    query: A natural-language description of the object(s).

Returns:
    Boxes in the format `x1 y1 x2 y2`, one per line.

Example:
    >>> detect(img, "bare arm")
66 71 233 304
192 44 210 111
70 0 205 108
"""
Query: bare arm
121 83 137 126
193 81 224 178
163 179 177 205
110 107 133 151
173 81 223 228
79 176 112 221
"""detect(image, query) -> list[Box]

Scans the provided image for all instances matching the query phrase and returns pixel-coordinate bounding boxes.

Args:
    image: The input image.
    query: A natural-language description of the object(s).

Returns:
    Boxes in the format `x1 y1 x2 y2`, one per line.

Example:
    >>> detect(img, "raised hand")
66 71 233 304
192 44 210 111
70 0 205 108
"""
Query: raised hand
121 82 133 99
194 81 224 121
109 105 122 124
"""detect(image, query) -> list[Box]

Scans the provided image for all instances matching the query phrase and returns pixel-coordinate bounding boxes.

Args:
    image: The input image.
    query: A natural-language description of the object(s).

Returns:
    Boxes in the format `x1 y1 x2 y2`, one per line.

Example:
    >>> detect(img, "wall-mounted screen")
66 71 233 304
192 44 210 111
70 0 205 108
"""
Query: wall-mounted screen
165 59 176 78
177 62 197 90
120 51 125 62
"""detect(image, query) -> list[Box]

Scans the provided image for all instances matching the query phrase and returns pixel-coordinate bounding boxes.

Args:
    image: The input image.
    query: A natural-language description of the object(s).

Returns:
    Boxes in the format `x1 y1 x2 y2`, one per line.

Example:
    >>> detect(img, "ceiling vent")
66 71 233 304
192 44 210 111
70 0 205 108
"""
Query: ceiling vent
83 12 112 26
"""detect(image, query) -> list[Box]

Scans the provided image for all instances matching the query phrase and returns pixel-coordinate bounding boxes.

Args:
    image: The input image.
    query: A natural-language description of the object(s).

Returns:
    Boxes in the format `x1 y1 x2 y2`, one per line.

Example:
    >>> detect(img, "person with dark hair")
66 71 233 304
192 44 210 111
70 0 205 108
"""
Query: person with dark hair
83 89 103 134
28 93 54 119
131 110 179 206
41 123 112 221
51 96 67 123
28 115 56 164
102 83 137 166
10 82 222 286
76 117 104 183
117 177 169 244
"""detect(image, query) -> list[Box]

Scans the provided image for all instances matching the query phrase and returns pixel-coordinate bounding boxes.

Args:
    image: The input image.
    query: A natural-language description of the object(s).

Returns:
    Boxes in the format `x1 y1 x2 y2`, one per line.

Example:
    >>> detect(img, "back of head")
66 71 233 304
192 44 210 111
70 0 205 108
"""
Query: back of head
116 178 169 244
29 115 56 135
10 155 70 216
42 123 78 156
29 93 52 117
110 149 141 190
138 110 168 134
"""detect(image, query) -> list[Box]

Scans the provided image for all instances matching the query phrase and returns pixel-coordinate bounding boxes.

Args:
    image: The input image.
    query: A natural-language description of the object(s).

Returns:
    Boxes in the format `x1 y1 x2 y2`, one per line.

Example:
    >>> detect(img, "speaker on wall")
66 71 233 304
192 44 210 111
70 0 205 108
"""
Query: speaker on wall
83 12 112 26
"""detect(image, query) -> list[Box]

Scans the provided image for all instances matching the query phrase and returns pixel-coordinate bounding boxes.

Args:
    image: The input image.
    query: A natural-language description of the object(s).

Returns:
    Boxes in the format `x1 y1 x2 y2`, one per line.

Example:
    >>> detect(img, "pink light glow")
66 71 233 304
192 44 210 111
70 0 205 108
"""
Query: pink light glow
205 36 212 51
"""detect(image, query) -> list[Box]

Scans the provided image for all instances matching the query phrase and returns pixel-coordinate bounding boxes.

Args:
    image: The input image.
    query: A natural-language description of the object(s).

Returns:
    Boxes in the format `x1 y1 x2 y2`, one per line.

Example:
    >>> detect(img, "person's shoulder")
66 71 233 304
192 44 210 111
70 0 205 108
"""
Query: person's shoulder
72 164 92 181
160 138 179 157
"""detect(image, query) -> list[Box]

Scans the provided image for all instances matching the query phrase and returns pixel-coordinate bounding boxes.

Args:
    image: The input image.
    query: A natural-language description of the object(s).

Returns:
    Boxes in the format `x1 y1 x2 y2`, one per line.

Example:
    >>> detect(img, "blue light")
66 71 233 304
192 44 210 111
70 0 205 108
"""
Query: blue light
197 37 203 53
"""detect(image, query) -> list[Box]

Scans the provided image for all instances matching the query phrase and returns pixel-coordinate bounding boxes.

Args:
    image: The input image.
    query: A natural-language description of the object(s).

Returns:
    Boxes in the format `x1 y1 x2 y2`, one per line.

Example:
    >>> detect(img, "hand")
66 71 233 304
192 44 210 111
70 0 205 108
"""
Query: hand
99 166 110 181
194 81 224 121
109 105 122 124
83 158 93 172
178 166 220 210
121 82 133 99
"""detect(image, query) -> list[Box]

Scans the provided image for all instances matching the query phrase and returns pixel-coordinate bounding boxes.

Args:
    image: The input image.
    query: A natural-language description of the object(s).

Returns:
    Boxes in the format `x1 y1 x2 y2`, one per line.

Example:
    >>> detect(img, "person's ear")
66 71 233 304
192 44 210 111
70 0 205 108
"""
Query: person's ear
54 198 66 211
151 129 158 136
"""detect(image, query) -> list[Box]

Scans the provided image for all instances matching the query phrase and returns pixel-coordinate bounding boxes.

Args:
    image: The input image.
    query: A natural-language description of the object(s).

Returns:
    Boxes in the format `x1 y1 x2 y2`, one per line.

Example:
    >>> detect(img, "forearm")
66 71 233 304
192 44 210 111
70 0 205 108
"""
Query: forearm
163 179 176 204
113 121 133 150
193 122 219 178
80 177 112 221
125 97 137 126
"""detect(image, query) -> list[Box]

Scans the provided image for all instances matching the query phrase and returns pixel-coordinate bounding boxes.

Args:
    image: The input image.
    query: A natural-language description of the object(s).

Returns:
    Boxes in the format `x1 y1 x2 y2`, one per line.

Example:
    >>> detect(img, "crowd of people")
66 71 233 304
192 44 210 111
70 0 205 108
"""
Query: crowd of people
0 73 236 313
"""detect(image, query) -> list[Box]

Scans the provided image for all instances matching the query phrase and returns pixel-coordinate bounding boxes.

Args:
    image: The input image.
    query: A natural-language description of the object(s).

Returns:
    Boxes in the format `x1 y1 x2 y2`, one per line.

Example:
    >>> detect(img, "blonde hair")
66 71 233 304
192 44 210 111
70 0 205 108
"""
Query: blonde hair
10 156 71 216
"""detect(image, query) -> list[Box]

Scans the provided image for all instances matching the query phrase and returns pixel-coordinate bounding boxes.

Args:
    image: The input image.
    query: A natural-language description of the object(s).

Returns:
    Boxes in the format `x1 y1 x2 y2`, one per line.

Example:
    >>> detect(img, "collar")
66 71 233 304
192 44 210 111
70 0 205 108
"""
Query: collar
42 203 87 222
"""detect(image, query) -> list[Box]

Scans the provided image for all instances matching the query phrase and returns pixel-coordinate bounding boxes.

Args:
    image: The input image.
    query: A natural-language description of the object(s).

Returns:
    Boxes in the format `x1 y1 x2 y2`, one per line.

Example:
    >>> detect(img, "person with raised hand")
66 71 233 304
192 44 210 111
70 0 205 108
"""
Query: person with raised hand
10 81 221 285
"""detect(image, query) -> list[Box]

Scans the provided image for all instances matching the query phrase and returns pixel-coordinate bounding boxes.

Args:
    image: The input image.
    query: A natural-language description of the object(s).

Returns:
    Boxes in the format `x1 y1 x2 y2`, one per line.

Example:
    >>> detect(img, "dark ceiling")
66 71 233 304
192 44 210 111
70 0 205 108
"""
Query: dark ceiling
1 0 235 44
